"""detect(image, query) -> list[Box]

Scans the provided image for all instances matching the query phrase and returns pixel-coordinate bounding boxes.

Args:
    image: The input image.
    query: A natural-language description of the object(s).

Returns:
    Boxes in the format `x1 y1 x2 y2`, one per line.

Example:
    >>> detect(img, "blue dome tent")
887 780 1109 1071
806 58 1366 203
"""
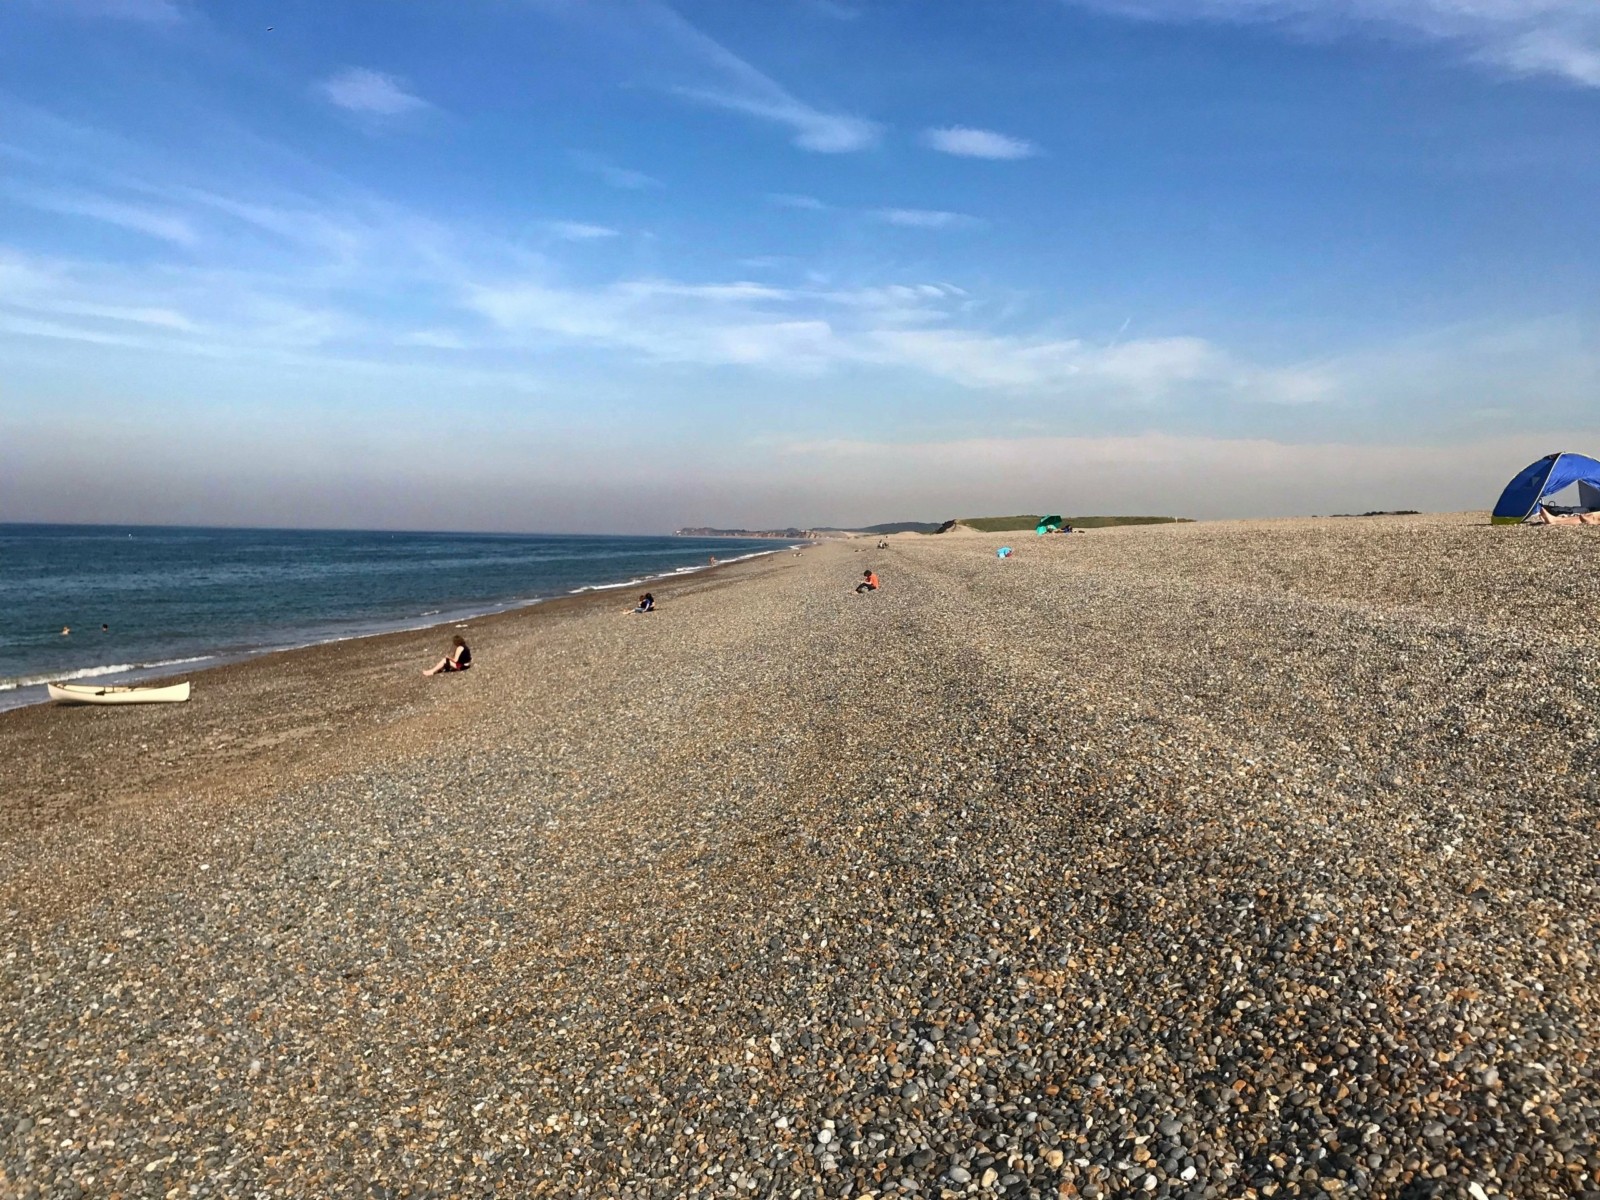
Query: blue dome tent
1492 452 1600 524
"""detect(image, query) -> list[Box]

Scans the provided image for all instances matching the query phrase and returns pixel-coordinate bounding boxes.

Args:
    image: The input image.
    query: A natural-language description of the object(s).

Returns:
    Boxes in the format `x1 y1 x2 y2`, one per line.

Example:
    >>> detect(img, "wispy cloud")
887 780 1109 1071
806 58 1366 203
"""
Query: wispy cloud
675 83 880 152
0 313 155 348
766 193 830 210
461 266 1334 403
876 208 979 229
0 249 206 348
801 0 862 19
1065 0 1600 87
4 105 1589 465
317 68 431 116
38 0 183 21
400 329 471 350
867 327 1329 400
570 1 882 151
571 152 664 190
16 189 198 246
922 126 1040 160
547 221 621 240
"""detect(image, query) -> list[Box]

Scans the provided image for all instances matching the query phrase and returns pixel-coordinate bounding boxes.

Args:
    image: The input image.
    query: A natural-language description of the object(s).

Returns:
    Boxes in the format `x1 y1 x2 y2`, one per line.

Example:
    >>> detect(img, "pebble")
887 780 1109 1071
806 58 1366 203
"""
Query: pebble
1 515 1598 1198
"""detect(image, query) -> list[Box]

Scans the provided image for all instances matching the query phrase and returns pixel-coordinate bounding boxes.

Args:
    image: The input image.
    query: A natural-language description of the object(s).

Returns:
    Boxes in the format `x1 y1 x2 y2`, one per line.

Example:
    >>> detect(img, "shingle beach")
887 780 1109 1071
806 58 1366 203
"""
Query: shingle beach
3 513 1598 1200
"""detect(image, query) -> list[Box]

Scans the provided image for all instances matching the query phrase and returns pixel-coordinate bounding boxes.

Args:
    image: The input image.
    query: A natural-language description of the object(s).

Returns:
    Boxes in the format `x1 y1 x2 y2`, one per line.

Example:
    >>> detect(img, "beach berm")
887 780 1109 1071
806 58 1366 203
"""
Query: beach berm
2 513 1598 1199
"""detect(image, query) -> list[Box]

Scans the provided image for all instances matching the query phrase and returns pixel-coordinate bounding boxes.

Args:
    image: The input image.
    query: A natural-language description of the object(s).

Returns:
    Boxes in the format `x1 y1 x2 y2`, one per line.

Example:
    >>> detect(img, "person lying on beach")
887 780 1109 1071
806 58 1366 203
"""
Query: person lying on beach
855 570 880 593
423 635 472 676
630 592 655 613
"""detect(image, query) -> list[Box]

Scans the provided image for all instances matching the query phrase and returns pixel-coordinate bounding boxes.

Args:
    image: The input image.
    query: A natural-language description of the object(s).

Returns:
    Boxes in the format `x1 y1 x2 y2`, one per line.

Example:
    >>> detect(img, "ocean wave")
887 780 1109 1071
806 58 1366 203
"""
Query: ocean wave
568 577 649 594
0 655 212 692
564 548 782 593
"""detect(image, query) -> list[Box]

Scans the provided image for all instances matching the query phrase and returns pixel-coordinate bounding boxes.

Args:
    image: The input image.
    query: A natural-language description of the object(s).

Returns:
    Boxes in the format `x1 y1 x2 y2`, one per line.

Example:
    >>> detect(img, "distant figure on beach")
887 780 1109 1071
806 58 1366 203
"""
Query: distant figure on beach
877 539 888 549
630 592 655 613
709 555 717 565
855 570 879 593
423 635 472 676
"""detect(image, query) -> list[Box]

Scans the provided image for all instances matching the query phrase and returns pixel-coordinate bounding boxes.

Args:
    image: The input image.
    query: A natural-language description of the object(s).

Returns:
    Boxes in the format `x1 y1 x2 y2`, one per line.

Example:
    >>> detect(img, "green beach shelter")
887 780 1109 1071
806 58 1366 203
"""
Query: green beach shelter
1035 515 1064 535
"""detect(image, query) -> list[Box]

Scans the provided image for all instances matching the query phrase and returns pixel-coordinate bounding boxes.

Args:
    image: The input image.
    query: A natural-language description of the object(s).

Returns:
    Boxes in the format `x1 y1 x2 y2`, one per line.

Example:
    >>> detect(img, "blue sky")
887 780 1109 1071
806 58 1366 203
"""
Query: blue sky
2 0 1597 530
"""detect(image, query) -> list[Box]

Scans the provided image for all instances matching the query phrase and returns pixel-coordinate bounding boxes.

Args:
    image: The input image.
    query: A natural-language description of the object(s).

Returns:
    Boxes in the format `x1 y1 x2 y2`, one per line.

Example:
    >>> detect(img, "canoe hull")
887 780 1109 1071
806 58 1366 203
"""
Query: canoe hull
47 681 192 705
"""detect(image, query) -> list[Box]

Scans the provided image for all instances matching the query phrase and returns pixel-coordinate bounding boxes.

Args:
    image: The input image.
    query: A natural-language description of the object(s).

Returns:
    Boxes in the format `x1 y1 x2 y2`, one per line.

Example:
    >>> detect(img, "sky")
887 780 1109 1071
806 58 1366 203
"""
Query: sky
1 0 1597 532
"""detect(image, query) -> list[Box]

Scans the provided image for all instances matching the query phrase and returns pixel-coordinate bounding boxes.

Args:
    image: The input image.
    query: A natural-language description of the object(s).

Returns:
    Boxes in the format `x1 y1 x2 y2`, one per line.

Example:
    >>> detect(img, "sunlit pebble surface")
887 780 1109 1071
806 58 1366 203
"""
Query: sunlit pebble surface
3 513 1599 1200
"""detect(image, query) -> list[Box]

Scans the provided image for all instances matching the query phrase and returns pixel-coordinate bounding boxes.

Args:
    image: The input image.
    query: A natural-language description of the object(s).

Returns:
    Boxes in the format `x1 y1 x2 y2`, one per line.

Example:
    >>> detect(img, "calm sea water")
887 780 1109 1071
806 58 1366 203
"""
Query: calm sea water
0 524 783 710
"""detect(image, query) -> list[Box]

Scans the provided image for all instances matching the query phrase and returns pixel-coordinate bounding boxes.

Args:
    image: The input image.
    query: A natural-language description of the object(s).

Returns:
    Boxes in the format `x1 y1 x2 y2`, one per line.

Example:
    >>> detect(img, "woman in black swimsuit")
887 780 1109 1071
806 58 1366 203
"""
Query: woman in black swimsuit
423 634 472 676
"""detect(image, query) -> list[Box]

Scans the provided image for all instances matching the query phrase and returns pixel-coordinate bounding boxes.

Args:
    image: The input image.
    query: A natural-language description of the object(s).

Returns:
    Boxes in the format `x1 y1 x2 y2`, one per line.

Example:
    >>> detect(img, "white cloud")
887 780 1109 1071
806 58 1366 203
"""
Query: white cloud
922 126 1040 160
167 188 367 261
571 153 664 190
1066 0 1600 87
461 267 1336 404
676 85 880 152
1495 27 1600 86
456 264 1600 423
802 0 862 19
463 277 840 369
317 68 431 116
766 193 830 210
0 313 156 347
864 328 1329 400
619 280 794 303
603 164 662 189
401 329 471 350
877 208 979 229
16 189 198 246
38 0 182 21
589 1 882 151
42 300 197 332
3 106 1590 479
547 221 621 241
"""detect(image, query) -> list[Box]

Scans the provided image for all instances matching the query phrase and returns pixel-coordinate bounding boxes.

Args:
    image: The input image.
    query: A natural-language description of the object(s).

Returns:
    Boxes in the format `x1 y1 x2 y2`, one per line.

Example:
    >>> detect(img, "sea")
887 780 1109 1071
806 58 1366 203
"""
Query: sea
0 524 786 712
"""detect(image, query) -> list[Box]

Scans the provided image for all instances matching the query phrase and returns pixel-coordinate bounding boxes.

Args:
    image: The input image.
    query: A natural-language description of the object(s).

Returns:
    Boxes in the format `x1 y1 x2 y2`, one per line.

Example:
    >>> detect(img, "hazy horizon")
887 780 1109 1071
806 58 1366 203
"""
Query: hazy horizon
3 0 1597 532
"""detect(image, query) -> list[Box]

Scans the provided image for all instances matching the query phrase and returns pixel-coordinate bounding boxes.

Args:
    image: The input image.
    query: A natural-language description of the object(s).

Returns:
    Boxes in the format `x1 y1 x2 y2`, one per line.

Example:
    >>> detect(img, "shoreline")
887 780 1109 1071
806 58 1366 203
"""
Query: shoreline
0 544 800 852
0 540 799 714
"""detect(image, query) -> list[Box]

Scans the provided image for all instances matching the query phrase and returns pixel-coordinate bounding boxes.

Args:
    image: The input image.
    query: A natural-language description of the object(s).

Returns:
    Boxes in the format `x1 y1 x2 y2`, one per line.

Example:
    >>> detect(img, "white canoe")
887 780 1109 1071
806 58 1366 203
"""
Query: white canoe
48 681 191 705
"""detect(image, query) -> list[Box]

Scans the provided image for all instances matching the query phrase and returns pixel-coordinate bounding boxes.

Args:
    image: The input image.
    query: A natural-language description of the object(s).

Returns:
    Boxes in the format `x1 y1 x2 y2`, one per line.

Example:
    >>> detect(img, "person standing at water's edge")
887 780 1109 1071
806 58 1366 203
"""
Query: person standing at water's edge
423 635 472 676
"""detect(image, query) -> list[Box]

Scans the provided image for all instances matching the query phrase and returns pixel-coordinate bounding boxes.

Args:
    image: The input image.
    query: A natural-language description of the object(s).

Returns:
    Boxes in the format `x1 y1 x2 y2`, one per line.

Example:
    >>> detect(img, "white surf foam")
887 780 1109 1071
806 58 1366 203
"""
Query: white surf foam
0 655 212 692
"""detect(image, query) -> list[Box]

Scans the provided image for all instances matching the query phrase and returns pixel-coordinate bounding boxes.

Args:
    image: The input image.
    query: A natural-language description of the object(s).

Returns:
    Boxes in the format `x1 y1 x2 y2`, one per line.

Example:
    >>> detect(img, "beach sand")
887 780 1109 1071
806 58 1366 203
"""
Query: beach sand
2 514 1598 1198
